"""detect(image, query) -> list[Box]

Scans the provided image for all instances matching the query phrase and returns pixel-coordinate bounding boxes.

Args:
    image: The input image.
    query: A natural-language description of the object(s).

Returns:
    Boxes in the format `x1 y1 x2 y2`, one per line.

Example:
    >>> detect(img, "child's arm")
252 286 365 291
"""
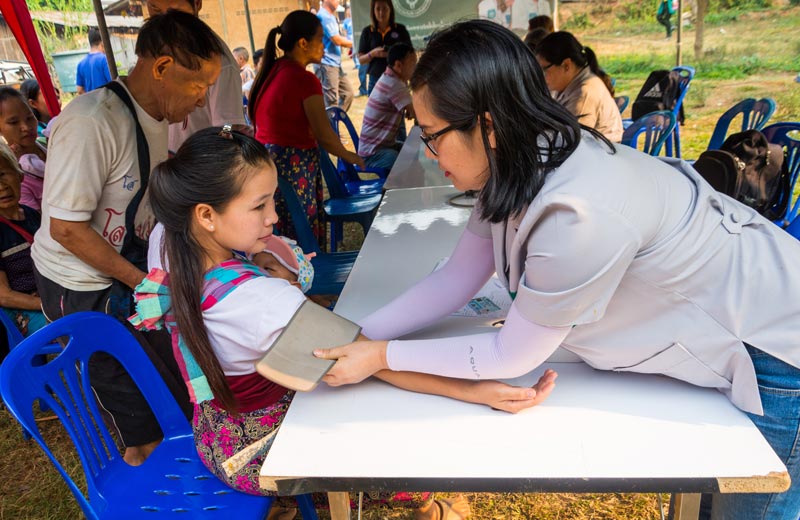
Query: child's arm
373 368 558 414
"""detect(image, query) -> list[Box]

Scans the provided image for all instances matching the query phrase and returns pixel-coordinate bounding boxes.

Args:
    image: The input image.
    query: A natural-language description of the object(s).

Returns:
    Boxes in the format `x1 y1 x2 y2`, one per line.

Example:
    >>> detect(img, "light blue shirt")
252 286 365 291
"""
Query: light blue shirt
343 17 353 42
318 8 342 67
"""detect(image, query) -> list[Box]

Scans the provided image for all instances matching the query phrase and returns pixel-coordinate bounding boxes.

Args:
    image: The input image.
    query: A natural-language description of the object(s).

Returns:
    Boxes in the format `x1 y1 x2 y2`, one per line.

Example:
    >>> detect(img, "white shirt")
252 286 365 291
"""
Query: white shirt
32 79 168 291
204 276 306 375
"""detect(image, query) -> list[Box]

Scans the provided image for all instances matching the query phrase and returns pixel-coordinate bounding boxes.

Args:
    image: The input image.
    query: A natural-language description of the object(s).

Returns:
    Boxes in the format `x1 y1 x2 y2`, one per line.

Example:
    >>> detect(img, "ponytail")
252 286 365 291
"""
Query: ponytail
581 46 614 95
248 26 281 123
247 10 321 123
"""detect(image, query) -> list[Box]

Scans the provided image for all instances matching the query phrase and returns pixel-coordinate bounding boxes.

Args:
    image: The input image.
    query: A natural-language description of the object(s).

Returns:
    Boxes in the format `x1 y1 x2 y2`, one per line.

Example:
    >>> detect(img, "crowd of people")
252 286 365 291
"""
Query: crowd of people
1 2 799 520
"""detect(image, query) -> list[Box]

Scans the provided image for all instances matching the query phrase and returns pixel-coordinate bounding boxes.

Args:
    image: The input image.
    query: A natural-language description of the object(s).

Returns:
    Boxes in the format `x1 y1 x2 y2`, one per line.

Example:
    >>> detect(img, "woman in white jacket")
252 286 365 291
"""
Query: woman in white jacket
316 20 800 520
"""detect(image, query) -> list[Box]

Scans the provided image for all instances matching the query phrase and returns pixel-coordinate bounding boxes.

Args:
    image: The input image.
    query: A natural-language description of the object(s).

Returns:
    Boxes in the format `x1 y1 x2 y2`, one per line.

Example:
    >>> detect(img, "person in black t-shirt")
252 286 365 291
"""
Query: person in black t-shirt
357 0 412 95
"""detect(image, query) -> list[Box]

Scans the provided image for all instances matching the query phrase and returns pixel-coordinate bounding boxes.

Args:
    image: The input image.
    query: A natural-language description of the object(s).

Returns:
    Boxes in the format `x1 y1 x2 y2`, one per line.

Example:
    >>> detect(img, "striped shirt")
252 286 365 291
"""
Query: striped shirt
358 68 411 158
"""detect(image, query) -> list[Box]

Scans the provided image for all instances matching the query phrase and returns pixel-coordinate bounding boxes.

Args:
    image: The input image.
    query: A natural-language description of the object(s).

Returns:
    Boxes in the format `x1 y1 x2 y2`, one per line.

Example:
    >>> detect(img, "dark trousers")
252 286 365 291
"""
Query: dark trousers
34 267 191 447
657 10 672 37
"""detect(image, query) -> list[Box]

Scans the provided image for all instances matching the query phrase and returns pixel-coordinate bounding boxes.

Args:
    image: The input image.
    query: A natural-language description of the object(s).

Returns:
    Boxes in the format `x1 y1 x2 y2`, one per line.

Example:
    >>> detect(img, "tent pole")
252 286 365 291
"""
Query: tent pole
552 0 559 30
676 0 682 66
243 0 256 57
91 0 118 78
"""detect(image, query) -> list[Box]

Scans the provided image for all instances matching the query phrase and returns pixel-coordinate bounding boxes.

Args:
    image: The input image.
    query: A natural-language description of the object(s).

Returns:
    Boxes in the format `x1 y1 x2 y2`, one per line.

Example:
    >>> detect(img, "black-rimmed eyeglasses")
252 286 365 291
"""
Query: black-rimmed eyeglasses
419 124 459 156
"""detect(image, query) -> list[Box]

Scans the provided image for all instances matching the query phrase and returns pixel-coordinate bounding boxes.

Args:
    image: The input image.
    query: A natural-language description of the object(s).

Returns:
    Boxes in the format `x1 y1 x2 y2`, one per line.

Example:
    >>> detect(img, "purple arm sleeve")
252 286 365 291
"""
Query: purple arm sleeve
386 304 571 379
358 228 496 340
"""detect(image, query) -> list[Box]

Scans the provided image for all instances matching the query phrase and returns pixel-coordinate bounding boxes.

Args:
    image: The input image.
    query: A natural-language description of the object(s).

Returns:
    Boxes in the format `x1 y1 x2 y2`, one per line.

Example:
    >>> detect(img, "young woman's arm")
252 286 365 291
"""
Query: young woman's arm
374 367 558 414
303 94 365 169
318 304 570 385
358 227 496 340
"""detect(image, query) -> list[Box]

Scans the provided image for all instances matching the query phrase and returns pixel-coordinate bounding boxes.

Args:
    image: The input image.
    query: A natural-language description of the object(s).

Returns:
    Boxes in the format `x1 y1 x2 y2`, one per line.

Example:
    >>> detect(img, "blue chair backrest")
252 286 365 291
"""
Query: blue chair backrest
0 307 24 348
707 98 777 150
277 176 324 256
326 106 360 150
762 122 800 227
671 65 695 116
0 312 190 516
615 95 629 114
621 111 676 156
317 146 352 200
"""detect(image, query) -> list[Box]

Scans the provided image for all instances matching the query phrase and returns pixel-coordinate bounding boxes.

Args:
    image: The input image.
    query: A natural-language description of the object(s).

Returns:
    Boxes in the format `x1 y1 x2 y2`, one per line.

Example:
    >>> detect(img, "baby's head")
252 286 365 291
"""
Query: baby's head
252 235 315 293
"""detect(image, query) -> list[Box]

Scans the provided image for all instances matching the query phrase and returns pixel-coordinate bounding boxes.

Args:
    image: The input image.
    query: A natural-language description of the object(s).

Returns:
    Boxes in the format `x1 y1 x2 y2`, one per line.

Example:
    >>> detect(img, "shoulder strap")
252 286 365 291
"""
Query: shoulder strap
0 215 34 244
201 258 265 311
103 81 150 256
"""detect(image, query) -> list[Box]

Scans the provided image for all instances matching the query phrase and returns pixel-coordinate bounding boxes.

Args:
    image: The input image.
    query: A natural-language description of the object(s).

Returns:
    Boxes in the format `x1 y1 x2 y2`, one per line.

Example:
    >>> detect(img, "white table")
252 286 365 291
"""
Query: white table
383 126 454 190
261 187 789 517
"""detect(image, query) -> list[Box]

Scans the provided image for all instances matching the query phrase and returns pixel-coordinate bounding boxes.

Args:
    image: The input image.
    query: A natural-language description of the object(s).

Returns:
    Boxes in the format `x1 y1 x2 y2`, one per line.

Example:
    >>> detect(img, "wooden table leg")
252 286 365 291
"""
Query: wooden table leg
672 493 701 520
328 491 351 520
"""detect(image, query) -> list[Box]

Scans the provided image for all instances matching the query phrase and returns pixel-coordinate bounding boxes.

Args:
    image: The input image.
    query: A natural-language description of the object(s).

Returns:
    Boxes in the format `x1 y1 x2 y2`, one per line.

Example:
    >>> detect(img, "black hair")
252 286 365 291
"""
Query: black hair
387 42 414 69
88 27 102 47
19 79 41 120
150 127 275 413
135 10 225 71
523 27 548 52
535 31 615 95
0 86 27 113
528 15 554 33
253 48 264 66
248 10 320 122
370 0 396 29
411 20 613 224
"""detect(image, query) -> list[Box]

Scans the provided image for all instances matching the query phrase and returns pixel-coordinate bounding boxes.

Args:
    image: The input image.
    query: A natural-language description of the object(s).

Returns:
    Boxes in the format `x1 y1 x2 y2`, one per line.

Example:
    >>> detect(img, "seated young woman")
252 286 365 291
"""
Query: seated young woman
534 31 623 143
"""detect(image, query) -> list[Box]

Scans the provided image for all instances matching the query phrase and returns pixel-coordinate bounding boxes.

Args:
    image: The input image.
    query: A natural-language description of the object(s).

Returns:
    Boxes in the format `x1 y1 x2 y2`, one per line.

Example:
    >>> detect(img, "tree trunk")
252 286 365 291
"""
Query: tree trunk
694 0 708 59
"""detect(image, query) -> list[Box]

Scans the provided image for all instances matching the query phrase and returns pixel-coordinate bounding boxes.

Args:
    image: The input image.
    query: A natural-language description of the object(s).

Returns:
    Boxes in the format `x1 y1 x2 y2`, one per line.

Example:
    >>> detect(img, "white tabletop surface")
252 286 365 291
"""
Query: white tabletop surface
260 187 788 496
383 127 455 191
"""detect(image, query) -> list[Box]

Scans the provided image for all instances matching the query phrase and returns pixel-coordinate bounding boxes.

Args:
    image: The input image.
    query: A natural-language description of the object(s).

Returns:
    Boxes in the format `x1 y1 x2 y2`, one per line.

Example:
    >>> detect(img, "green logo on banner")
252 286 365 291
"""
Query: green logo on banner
394 0 433 18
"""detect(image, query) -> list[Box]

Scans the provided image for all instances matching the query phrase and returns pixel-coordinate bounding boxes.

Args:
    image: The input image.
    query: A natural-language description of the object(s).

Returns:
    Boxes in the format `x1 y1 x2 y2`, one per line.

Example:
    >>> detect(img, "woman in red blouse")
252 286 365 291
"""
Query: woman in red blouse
249 10 364 250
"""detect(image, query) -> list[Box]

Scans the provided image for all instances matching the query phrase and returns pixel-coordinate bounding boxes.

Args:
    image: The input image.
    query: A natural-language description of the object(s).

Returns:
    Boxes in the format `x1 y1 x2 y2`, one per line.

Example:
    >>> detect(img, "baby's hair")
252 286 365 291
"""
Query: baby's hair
150 127 275 412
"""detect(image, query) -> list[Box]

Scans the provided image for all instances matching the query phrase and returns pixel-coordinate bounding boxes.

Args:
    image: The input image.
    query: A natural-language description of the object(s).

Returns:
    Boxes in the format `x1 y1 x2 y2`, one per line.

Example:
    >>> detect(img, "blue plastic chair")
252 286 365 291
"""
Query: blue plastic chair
761 122 800 228
785 215 800 241
0 306 25 347
0 312 318 519
620 111 676 157
317 147 382 252
326 107 389 191
277 176 359 295
615 95 629 114
706 98 777 150
663 65 695 158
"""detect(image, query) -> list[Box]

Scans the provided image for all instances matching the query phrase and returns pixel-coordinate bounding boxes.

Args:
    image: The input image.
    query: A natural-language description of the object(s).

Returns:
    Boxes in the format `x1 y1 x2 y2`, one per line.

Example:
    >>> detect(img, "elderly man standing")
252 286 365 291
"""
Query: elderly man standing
317 0 355 111
145 0 248 152
31 11 224 466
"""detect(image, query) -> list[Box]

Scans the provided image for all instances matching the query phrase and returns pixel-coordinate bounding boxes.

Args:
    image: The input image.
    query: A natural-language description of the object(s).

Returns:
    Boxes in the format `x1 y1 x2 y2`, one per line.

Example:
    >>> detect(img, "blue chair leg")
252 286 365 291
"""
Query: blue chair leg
295 493 320 519
674 124 682 158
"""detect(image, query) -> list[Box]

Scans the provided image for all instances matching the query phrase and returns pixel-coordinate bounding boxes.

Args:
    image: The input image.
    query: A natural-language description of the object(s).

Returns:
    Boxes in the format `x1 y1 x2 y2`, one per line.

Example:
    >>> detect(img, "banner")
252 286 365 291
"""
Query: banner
352 0 552 50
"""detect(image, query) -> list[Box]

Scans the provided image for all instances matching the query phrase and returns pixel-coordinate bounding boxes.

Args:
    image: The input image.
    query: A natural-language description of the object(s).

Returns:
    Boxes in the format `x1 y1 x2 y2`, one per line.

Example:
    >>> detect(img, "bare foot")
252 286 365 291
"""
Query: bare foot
123 438 162 466
415 495 471 520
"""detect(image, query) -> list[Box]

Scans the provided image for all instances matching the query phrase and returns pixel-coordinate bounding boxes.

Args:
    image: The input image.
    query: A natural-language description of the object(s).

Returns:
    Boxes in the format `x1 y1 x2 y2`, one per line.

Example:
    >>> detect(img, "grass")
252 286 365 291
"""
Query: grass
2 2 800 518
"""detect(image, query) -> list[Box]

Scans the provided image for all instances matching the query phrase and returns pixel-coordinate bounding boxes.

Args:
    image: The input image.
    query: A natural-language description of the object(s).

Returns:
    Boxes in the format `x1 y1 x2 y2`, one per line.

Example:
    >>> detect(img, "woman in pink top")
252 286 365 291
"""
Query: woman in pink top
249 10 364 250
